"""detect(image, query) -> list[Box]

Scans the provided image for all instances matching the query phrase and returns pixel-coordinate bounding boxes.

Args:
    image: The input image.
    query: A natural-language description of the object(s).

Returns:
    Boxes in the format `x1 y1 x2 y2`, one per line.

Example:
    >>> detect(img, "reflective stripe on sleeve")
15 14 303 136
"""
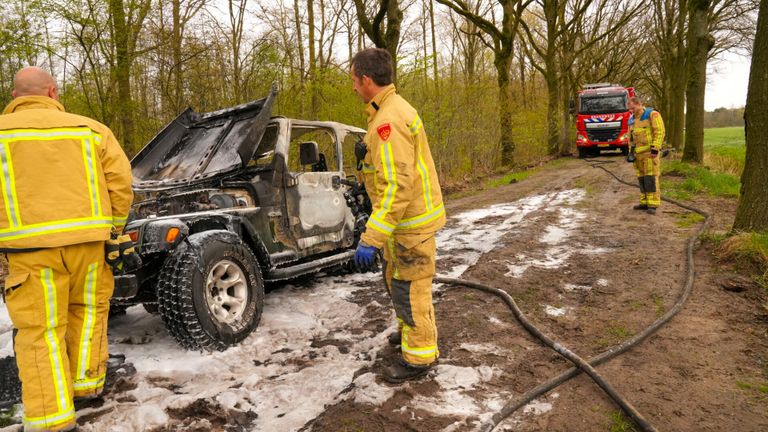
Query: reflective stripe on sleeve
415 147 434 212
396 203 445 230
374 142 398 223
367 216 395 236
409 115 423 135
112 215 128 227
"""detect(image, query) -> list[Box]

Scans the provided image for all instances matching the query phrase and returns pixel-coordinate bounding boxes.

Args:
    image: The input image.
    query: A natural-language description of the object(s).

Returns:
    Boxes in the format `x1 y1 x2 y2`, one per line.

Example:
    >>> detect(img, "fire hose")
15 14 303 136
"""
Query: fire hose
434 157 710 432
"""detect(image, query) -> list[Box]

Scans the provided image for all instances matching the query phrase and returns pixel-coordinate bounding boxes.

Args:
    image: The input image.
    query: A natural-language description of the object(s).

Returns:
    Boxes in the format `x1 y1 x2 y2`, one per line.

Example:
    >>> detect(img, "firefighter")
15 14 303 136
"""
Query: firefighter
350 48 446 383
628 97 665 215
0 67 133 431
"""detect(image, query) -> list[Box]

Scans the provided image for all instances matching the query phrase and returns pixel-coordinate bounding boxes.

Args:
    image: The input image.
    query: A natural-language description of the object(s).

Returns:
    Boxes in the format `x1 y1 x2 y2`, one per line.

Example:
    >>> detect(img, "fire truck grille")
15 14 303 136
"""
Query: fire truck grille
587 128 620 142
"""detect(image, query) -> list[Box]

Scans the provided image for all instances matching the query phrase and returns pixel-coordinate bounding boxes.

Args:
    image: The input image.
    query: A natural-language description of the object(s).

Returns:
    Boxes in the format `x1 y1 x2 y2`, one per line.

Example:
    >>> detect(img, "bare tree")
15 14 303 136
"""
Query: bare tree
521 0 640 155
352 0 404 82
436 0 533 166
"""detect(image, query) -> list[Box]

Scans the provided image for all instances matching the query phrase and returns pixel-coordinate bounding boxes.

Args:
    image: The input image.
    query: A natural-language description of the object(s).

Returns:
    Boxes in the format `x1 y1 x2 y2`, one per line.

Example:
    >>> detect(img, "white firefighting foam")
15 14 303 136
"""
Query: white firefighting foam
0 307 12 358
0 189 596 431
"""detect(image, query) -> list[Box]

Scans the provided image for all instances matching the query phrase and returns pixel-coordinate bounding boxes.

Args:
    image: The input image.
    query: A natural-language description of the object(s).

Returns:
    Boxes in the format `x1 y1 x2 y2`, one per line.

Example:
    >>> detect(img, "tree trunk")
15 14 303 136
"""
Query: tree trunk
733 0 768 231
495 53 515 166
108 0 134 151
307 0 318 117
429 0 438 95
293 0 306 115
544 73 560 154
682 0 713 163
668 59 687 150
172 0 183 113
558 78 572 156
384 0 402 84
668 0 688 151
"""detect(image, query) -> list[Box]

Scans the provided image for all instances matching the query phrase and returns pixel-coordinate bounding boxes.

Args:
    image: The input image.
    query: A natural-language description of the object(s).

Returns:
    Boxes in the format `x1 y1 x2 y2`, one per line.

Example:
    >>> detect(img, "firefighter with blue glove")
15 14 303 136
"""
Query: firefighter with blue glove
350 48 446 383
628 97 665 215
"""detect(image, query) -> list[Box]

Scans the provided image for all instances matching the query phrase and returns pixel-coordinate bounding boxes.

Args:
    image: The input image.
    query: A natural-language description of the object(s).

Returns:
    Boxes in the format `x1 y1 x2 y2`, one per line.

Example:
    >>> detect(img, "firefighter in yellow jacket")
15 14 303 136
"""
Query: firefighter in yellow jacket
1 67 133 431
350 49 446 383
628 97 665 215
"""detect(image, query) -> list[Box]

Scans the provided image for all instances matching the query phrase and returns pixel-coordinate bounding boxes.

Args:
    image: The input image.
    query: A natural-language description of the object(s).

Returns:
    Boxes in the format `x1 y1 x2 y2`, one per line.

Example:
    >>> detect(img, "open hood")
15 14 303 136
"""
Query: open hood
131 85 277 191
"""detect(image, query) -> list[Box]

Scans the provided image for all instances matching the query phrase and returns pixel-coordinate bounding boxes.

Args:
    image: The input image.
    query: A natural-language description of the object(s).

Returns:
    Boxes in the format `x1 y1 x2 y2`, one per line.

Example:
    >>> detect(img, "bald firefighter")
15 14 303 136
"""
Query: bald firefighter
628 97 665 215
350 48 445 383
1 67 132 431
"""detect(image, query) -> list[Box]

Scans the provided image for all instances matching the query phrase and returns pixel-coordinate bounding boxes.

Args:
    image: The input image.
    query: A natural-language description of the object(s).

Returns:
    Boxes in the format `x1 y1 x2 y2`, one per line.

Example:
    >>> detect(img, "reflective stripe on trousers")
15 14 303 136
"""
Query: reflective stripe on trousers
4 242 113 431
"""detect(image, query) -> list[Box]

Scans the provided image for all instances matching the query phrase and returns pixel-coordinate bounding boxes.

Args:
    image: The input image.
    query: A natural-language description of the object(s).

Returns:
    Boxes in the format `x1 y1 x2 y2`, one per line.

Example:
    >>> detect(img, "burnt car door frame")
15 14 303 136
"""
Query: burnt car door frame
276 120 356 257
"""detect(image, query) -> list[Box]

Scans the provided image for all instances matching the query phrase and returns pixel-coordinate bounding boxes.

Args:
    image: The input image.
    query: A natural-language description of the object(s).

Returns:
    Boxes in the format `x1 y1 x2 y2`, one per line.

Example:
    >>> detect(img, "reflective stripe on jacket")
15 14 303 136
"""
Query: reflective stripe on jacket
630 108 665 153
0 96 133 250
360 85 445 249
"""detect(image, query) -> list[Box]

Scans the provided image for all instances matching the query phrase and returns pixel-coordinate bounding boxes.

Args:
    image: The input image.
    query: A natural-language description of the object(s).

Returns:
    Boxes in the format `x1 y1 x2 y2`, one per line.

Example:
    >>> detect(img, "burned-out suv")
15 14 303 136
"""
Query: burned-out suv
116 87 370 351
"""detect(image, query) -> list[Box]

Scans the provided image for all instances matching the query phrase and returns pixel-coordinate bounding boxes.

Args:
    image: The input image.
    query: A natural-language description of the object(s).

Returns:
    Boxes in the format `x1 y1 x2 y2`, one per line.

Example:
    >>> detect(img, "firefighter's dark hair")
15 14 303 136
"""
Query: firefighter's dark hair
351 48 393 86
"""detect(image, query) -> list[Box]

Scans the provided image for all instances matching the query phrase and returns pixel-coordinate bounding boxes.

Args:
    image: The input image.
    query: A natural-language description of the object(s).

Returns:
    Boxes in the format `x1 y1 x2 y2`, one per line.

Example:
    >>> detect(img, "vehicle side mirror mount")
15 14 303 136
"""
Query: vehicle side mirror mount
299 141 320 166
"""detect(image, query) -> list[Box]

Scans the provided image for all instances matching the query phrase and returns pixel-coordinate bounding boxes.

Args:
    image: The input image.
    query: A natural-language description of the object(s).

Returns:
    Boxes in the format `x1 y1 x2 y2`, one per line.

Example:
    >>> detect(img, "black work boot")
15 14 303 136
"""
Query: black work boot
387 331 401 347
646 207 657 215
633 204 648 210
383 359 434 384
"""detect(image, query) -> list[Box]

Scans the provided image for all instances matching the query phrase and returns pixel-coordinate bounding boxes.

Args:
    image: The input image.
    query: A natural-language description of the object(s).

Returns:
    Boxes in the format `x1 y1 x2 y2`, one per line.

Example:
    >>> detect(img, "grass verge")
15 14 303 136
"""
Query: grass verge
661 160 740 199
704 230 768 291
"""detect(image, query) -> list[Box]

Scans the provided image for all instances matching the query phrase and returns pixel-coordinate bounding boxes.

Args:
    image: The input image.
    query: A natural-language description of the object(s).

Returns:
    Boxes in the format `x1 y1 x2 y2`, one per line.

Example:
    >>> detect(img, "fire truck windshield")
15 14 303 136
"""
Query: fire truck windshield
579 94 627 115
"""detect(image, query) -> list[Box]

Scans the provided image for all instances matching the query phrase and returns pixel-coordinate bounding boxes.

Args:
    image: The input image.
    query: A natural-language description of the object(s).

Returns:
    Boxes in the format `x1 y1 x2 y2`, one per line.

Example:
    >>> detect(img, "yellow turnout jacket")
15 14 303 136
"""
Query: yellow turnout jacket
0 96 133 250
360 85 445 249
631 108 665 154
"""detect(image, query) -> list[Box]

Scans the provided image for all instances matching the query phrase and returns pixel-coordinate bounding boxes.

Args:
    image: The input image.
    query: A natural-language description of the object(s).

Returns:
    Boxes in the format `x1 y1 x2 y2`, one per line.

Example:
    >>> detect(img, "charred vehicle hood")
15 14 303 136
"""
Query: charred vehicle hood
131 86 277 191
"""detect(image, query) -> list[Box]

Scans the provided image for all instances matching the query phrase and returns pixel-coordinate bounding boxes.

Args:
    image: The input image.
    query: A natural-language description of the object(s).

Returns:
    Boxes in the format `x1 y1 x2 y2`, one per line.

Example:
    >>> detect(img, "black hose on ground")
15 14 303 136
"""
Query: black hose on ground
434 157 711 432
434 276 658 432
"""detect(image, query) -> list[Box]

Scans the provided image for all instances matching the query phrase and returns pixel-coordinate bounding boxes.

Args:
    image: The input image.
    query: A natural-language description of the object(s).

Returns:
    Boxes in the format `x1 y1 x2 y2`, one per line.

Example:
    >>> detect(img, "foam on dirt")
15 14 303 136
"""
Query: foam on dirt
437 190 585 278
0 190 590 430
501 193 612 278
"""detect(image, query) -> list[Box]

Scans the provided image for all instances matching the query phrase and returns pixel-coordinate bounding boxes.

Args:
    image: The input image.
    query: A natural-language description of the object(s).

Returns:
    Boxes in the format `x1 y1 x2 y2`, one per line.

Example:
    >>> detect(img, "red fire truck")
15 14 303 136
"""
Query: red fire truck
575 83 635 158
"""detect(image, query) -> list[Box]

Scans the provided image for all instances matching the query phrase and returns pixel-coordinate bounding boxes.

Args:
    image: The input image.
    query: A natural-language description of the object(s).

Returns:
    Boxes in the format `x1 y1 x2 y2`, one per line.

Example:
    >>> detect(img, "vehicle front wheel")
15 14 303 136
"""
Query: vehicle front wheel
577 147 588 158
620 147 629 156
156 230 264 351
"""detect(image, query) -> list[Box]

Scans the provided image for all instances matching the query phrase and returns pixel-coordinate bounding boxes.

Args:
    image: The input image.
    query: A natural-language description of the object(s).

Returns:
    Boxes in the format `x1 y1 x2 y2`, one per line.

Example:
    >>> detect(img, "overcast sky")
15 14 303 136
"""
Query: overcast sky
706 51 751 111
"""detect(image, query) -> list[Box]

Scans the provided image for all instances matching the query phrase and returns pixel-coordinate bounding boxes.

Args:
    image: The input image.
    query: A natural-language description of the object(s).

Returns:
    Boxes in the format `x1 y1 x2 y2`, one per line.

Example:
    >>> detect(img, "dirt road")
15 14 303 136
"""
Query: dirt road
1 155 766 431
307 155 768 432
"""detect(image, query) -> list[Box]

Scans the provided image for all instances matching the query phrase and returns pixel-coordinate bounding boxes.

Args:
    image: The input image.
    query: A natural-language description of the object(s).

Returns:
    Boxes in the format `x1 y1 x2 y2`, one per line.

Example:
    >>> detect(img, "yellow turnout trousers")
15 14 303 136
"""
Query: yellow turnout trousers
633 152 661 208
383 232 438 365
3 241 113 431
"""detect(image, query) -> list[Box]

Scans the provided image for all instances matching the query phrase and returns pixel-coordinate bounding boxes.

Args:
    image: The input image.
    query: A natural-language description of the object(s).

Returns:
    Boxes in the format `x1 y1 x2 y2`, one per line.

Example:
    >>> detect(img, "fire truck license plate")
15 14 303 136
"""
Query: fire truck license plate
598 143 610 147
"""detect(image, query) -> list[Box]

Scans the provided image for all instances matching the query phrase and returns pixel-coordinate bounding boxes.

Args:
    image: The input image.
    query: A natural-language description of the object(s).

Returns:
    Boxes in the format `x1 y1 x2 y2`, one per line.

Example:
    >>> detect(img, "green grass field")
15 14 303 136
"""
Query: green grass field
662 127 745 200
703 127 745 176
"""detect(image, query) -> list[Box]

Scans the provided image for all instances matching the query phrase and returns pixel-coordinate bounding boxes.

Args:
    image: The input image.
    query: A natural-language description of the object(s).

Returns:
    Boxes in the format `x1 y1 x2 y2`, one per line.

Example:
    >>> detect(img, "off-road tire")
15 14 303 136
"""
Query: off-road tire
621 147 629 156
577 147 588 159
156 230 264 351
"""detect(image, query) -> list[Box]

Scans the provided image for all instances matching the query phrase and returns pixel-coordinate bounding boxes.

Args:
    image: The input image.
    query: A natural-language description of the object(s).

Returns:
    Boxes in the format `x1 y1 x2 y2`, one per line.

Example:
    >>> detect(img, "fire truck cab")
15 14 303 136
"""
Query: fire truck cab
575 83 635 158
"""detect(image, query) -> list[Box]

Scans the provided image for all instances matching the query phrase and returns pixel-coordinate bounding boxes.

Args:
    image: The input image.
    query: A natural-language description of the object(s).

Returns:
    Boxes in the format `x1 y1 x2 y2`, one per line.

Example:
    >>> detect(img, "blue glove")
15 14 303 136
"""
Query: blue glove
354 242 378 269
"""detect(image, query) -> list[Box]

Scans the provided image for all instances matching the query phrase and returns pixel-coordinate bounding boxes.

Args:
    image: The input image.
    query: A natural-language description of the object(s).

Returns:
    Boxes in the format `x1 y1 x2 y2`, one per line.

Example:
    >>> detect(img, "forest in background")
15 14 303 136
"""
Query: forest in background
0 0 758 187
